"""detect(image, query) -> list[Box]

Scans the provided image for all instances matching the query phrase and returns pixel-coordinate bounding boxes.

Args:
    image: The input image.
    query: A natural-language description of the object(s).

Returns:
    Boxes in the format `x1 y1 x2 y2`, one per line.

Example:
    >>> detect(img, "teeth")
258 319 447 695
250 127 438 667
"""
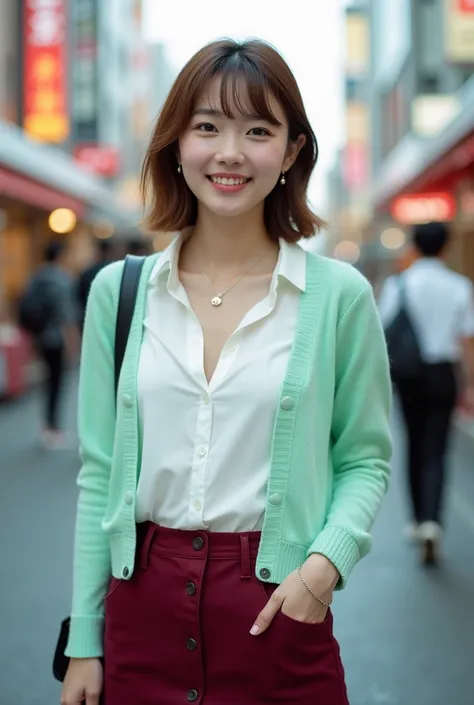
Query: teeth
211 176 248 186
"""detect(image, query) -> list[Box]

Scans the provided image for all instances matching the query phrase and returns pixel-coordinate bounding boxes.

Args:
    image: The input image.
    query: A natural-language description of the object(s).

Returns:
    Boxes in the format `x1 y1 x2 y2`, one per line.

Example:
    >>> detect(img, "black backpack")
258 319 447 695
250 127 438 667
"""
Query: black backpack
18 275 58 336
384 275 423 383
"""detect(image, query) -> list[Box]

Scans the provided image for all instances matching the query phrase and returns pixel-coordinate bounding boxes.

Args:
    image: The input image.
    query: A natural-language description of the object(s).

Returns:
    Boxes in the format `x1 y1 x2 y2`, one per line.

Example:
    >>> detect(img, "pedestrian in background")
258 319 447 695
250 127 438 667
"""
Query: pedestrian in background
76 239 116 331
61 38 392 705
20 240 80 449
379 221 474 565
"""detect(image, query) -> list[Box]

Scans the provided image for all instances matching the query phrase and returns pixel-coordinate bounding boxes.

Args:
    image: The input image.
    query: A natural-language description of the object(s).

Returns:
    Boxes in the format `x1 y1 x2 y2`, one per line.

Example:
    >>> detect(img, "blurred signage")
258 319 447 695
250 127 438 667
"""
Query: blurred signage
74 145 121 177
458 0 474 13
23 0 69 143
391 193 456 224
411 95 460 137
345 12 369 77
72 0 99 142
445 0 474 62
344 101 370 189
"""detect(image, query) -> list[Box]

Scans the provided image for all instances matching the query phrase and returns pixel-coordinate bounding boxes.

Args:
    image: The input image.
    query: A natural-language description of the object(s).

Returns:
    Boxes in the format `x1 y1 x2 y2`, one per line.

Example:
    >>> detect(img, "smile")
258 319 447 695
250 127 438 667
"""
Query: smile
208 175 250 185
207 175 251 193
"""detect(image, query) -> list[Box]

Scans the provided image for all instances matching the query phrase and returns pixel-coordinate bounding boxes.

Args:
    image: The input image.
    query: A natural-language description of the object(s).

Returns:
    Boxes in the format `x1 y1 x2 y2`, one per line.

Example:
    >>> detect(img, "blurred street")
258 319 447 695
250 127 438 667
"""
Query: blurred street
0 377 473 705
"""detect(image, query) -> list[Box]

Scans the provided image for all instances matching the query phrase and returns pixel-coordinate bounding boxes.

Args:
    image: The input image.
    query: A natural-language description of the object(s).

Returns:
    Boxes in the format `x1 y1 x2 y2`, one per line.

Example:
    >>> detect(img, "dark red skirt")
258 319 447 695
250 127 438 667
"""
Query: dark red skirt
104 523 349 704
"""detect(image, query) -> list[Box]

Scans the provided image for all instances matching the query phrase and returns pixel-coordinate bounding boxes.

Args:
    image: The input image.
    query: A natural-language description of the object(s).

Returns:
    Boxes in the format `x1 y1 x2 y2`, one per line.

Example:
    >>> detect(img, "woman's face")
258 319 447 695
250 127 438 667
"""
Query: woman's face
178 75 305 220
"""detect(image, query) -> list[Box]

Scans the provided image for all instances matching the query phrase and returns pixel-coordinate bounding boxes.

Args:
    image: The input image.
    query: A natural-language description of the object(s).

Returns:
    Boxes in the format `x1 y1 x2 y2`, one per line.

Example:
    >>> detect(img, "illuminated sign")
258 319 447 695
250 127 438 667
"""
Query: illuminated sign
73 145 121 177
445 0 474 62
391 193 456 225
23 0 69 143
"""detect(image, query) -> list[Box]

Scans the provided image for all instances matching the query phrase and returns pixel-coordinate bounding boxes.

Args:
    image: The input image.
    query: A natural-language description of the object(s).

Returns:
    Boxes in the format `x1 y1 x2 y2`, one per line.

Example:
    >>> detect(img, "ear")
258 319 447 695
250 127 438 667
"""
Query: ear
282 133 306 173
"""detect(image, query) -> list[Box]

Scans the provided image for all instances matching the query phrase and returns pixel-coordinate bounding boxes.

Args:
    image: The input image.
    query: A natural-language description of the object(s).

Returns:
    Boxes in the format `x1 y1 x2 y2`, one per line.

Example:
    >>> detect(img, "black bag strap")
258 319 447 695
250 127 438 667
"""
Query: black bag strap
114 255 146 395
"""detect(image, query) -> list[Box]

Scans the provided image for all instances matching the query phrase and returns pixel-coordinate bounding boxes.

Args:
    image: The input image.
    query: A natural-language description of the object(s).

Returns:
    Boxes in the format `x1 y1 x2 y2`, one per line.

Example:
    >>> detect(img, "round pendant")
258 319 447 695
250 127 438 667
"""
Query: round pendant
211 295 223 307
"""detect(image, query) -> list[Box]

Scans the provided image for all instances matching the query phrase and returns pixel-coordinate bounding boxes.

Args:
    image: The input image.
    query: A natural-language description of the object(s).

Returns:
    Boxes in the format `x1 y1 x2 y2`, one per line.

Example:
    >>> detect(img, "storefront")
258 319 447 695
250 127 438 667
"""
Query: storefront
0 120 140 396
372 78 474 280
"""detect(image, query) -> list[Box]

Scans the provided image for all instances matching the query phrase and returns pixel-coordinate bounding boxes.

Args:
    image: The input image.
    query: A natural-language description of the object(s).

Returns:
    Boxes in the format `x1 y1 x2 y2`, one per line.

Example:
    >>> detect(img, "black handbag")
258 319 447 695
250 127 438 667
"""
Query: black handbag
52 254 146 683
384 274 423 383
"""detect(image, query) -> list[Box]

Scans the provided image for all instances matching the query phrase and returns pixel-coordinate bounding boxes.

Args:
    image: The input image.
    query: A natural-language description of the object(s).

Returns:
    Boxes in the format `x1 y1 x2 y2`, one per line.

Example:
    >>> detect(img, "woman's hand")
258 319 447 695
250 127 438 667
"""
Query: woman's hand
250 554 339 635
61 657 103 705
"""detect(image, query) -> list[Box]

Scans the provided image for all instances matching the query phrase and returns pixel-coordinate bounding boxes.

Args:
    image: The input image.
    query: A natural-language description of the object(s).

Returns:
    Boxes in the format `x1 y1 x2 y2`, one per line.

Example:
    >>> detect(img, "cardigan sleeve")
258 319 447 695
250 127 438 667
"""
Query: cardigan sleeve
65 262 123 658
307 278 393 588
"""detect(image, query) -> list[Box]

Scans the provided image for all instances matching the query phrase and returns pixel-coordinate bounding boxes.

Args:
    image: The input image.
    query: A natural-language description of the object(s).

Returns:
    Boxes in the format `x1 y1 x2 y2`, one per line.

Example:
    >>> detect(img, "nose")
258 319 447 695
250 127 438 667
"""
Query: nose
215 134 244 165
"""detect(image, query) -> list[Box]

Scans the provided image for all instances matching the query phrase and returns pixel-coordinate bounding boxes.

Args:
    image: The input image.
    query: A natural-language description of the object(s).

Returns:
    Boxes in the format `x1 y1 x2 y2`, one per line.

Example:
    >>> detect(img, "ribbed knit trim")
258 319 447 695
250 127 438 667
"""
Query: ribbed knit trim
308 525 361 590
65 615 105 658
257 255 325 579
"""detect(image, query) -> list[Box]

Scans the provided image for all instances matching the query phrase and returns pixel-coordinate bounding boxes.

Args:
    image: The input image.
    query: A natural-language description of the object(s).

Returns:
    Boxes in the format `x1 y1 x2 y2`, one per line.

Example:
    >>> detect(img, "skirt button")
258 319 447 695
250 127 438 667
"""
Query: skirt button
187 689 199 702
192 537 204 551
186 638 198 651
186 581 197 596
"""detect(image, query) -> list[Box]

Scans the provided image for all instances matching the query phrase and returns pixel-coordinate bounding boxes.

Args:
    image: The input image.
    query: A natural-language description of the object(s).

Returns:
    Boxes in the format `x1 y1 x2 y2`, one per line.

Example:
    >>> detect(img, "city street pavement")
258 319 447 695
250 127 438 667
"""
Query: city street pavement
1 376 474 705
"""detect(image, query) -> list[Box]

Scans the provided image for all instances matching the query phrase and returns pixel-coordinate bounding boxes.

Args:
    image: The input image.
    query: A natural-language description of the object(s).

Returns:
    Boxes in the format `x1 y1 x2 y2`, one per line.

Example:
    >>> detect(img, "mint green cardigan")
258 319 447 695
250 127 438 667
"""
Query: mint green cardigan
66 251 392 658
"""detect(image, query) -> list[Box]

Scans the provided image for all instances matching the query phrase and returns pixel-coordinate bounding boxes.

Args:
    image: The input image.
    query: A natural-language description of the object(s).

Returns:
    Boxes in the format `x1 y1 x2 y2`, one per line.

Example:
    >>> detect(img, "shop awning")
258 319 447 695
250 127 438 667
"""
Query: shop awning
0 120 139 228
373 74 474 209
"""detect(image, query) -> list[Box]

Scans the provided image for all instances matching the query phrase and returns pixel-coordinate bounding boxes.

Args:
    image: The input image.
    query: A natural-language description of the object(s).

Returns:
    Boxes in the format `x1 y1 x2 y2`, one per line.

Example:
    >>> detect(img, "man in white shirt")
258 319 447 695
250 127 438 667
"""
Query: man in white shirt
378 221 474 565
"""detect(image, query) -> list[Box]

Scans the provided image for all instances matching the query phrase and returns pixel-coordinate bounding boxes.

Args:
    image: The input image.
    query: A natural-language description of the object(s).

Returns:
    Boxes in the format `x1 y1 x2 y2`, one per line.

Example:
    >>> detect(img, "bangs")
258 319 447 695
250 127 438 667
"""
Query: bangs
197 55 283 126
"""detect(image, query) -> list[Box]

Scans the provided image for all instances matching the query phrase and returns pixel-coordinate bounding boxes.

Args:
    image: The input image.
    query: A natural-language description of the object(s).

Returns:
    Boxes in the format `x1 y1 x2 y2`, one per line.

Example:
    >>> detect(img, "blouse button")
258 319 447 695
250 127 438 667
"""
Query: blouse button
280 396 294 411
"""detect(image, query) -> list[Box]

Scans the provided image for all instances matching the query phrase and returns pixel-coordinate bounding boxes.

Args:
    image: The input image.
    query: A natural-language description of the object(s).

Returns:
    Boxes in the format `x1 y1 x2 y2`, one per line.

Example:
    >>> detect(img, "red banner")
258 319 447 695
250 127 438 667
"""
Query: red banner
23 0 69 143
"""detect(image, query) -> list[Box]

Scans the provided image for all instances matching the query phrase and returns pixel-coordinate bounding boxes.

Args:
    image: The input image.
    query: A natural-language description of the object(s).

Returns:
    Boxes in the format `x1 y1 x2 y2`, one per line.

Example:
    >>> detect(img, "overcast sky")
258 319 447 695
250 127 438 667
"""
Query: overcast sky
142 0 346 217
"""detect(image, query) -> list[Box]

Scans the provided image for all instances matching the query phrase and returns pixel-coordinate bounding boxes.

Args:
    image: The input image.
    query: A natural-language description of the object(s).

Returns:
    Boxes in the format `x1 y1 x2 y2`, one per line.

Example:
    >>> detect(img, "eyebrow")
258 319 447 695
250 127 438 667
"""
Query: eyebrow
192 107 282 126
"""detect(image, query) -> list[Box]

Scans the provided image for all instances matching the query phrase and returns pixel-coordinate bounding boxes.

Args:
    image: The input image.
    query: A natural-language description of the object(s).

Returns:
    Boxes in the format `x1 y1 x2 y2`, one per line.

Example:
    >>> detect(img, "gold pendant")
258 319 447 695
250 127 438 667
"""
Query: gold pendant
211 295 223 307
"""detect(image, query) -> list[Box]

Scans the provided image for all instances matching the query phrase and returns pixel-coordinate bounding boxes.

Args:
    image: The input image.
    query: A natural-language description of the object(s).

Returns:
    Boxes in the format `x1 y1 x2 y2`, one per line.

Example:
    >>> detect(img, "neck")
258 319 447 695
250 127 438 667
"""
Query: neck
182 204 277 271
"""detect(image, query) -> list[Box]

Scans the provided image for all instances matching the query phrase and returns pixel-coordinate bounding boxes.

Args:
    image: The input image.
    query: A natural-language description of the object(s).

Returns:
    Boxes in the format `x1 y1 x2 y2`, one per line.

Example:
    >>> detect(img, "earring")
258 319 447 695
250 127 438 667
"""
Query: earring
280 172 286 185
177 164 182 174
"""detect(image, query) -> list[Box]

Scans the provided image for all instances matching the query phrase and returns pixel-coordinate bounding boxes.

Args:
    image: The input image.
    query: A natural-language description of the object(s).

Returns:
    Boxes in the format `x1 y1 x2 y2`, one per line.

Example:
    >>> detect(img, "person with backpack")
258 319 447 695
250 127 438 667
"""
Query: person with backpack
379 221 474 565
20 240 79 449
60 39 392 705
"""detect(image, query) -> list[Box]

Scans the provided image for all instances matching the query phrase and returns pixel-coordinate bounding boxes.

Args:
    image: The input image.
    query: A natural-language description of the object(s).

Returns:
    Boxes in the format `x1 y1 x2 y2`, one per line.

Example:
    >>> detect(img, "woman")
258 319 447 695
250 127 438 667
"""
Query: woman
61 39 392 705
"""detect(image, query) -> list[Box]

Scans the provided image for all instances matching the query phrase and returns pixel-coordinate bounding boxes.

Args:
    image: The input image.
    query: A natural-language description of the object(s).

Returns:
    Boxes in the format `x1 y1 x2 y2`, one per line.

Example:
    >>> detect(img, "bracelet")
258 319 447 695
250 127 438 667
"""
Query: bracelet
297 565 333 608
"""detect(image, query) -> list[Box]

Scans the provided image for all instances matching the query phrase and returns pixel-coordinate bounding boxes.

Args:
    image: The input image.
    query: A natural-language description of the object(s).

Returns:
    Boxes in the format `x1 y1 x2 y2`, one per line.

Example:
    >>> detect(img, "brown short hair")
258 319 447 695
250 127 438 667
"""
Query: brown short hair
141 39 324 243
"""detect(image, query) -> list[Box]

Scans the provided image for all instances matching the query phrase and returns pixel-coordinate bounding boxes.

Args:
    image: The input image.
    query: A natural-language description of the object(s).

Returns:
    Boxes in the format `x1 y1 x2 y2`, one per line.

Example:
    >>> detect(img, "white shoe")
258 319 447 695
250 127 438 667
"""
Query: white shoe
403 523 421 544
40 430 74 451
418 521 443 566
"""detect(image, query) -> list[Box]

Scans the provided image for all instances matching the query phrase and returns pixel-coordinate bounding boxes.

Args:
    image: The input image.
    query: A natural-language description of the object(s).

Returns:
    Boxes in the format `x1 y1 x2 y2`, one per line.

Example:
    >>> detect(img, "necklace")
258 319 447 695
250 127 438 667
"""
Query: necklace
203 255 264 307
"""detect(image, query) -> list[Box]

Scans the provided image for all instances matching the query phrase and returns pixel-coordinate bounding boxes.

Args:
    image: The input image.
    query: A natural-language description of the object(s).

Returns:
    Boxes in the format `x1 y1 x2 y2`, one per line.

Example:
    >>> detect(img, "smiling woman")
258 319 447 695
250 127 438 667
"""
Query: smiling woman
140 38 325 242
61 37 392 705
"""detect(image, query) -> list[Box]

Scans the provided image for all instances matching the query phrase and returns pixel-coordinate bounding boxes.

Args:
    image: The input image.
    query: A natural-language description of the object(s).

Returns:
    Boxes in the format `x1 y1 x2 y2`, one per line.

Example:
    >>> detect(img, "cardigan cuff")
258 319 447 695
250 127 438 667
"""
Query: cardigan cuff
307 525 361 590
65 614 104 659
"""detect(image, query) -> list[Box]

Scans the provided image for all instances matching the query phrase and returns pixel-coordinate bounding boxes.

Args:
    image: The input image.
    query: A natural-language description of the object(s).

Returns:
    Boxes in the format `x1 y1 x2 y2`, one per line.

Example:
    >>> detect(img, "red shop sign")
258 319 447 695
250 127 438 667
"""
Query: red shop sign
391 192 457 225
73 145 121 177
23 0 69 143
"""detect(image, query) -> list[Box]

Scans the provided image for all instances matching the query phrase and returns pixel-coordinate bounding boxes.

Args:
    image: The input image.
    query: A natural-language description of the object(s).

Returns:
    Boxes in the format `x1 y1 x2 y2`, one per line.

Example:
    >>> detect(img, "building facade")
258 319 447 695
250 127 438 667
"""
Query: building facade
369 0 474 278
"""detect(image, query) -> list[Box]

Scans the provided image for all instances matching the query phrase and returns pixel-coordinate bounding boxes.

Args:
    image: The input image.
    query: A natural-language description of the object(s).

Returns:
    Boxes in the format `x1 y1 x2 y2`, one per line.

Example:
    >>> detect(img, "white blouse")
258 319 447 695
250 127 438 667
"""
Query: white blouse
135 235 306 532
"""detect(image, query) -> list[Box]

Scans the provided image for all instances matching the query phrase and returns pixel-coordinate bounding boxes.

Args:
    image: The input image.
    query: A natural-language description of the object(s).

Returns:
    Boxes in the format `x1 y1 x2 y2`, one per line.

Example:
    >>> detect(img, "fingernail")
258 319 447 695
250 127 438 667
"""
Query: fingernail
250 624 260 635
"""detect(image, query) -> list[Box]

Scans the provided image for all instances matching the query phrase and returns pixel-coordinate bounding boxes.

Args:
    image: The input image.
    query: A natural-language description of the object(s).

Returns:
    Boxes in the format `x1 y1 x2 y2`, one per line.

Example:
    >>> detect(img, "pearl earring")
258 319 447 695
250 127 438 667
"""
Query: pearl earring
280 172 286 185
177 164 182 174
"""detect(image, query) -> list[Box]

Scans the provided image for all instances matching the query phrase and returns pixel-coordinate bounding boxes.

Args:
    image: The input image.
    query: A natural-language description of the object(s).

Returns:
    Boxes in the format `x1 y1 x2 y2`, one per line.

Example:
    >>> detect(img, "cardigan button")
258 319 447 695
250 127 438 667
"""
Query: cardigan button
259 568 271 580
124 491 134 505
269 493 282 505
280 396 294 410
122 394 133 408
122 566 130 578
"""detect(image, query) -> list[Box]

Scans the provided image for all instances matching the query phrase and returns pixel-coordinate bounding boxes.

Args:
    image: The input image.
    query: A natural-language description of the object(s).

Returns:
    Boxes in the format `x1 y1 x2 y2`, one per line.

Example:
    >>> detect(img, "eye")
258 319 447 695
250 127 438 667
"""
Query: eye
196 123 217 133
248 127 271 137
